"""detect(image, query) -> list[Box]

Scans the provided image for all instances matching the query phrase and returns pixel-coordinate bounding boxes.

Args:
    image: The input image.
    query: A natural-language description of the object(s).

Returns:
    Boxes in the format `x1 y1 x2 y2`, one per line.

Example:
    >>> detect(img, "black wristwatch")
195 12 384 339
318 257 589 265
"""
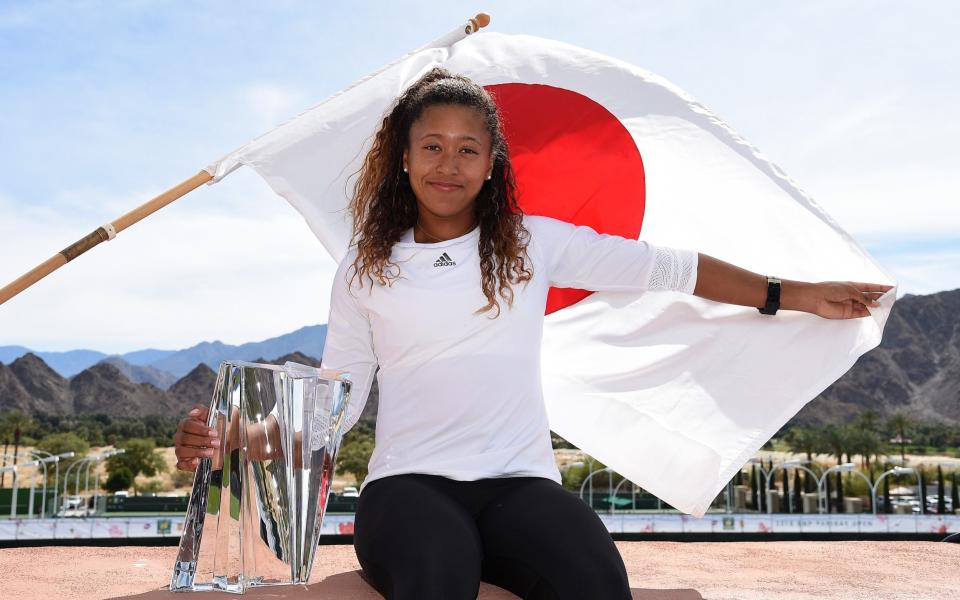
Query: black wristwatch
758 276 781 315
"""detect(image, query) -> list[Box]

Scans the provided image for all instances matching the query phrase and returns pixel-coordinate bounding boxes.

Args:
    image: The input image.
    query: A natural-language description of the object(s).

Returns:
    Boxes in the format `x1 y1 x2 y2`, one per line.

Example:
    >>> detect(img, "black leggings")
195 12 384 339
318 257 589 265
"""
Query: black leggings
353 473 632 600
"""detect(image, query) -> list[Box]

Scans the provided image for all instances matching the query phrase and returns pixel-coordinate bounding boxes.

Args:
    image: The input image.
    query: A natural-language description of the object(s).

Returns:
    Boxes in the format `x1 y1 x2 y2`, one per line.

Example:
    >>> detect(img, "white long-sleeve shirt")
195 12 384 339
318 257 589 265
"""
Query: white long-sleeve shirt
320 215 698 492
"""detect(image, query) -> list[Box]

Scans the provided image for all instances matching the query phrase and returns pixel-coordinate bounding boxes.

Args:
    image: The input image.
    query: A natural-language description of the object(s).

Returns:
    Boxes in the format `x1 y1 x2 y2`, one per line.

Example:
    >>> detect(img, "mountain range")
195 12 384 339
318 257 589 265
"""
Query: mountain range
793 287 960 426
0 349 380 426
0 289 957 426
0 324 327 384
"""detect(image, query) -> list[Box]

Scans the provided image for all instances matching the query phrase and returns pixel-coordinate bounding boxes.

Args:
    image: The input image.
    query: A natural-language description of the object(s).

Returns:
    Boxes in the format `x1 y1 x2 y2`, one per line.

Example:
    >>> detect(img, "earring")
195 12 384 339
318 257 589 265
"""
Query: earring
403 166 408 173
486 174 492 180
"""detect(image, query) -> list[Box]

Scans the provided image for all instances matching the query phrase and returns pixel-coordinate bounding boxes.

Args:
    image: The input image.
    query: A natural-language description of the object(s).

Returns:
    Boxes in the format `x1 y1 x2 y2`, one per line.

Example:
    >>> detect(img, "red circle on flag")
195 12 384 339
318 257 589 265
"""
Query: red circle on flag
485 83 646 314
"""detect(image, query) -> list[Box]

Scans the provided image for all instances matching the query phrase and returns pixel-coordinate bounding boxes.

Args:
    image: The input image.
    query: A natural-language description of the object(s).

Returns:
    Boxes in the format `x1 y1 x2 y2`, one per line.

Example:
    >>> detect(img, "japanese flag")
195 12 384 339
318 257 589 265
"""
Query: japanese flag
206 29 895 517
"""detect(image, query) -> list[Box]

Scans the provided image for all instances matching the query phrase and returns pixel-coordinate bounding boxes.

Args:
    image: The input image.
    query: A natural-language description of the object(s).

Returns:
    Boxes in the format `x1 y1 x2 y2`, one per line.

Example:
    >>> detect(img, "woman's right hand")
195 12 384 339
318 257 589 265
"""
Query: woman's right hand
173 404 221 471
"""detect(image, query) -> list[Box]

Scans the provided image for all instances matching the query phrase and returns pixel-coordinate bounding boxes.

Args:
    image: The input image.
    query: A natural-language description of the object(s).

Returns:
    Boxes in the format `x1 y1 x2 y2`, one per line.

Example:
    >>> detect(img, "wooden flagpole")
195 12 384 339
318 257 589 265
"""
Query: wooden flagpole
0 170 212 306
0 12 490 308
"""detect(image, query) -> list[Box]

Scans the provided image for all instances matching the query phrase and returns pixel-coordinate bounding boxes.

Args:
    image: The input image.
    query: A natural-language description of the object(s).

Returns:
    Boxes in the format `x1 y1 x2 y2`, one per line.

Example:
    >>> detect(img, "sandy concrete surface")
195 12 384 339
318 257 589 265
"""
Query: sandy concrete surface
0 541 957 599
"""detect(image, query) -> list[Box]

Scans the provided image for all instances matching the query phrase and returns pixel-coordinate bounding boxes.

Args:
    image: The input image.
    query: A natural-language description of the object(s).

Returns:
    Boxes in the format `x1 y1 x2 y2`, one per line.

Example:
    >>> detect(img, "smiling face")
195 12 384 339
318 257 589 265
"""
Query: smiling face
403 103 494 233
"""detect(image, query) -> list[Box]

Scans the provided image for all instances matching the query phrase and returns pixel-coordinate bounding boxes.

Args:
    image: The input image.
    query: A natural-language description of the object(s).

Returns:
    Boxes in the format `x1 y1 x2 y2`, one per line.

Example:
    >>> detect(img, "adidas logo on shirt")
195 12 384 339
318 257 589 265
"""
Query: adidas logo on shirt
433 252 456 268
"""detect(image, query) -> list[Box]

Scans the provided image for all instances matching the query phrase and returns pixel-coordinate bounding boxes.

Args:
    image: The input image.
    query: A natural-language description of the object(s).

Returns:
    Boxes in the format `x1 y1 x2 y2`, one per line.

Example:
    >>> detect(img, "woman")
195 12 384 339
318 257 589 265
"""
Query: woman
174 68 890 599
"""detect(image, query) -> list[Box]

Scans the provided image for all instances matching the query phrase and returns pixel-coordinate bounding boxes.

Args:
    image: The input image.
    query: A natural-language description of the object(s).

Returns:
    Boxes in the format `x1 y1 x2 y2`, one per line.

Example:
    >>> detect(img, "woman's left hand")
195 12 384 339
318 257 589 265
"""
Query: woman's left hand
693 254 894 319
794 281 894 320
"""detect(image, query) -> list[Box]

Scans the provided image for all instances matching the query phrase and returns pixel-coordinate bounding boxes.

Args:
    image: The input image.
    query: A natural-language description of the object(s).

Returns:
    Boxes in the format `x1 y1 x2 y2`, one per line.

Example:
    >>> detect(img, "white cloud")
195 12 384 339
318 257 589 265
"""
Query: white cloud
0 169 337 353
798 165 959 240
244 83 308 132
789 94 902 161
875 249 960 296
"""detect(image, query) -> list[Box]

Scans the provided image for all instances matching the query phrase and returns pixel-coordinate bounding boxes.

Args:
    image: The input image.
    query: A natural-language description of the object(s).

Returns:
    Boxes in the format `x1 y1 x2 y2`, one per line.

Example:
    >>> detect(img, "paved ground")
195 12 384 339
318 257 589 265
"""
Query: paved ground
1 541 957 599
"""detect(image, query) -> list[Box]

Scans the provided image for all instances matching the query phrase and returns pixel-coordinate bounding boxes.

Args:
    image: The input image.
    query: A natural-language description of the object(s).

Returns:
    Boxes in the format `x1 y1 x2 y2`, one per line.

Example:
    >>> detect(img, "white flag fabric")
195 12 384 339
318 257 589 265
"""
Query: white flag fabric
206 30 896 517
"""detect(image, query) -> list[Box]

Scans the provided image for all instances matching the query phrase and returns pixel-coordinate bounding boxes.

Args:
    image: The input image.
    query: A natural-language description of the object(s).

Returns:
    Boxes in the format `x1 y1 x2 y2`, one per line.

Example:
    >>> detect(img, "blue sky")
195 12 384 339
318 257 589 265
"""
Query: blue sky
1 1 957 353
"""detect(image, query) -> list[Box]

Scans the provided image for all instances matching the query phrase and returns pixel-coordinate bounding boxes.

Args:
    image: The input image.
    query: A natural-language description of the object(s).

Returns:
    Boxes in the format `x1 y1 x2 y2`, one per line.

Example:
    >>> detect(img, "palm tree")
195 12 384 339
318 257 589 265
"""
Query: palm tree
918 467 927 515
848 428 883 481
821 424 850 468
785 426 821 462
792 469 802 513
937 465 946 514
854 409 880 434
836 471 845 513
0 410 32 487
887 412 912 464
853 410 884 473
0 413 13 488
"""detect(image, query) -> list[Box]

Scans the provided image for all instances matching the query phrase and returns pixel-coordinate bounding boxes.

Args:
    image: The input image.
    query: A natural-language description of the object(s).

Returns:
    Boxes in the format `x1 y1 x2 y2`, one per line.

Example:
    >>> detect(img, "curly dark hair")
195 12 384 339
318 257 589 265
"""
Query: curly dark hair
348 67 532 316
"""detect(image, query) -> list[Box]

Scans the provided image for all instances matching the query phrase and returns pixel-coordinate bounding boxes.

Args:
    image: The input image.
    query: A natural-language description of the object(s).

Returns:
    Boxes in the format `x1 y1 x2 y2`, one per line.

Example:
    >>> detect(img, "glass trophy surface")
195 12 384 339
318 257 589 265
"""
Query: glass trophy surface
170 360 351 593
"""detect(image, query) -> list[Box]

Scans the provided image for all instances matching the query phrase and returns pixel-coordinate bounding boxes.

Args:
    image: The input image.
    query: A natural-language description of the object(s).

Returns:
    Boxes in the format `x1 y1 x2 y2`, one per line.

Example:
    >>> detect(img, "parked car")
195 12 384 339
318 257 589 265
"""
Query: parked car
342 486 359 498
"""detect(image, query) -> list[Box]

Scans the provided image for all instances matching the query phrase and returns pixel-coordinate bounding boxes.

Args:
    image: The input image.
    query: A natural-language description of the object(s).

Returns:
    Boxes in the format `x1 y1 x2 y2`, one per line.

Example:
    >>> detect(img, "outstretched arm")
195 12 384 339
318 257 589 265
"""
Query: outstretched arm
693 253 893 319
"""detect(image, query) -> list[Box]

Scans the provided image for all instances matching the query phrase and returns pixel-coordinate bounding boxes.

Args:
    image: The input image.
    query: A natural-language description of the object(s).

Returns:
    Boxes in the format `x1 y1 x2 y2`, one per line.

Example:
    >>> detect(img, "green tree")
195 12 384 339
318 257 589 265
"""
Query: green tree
853 409 881 434
0 410 33 487
36 432 89 458
835 471 844 513
0 413 13 488
784 427 821 462
104 467 133 493
918 466 927 515
106 438 167 494
852 409 885 478
337 436 374 485
847 428 883 481
139 479 165 494
821 424 851 467
792 469 802 513
887 412 912 464
937 465 946 514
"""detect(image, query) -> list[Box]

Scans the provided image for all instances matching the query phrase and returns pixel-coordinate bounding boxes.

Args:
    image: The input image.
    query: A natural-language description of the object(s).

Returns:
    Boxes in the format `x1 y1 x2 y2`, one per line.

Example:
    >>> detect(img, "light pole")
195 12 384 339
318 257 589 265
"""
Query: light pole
872 466 916 515
817 463 873 514
584 457 596 505
28 450 53 517
579 467 613 511
0 450 73 517
76 449 123 498
749 458 820 514
91 449 124 514
26 452 47 518
24 450 76 517
81 450 117 515
0 454 23 517
748 458 774 512
18 450 70 518
83 458 95 498
610 477 637 514
75 457 95 496
35 451 74 518
3 458 40 518
767 460 820 514
63 456 96 513
0 465 16 517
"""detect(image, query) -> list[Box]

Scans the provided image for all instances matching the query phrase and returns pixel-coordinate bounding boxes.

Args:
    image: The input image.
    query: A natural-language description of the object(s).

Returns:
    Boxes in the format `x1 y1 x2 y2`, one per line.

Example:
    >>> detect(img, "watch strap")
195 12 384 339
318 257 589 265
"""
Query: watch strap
758 276 782 315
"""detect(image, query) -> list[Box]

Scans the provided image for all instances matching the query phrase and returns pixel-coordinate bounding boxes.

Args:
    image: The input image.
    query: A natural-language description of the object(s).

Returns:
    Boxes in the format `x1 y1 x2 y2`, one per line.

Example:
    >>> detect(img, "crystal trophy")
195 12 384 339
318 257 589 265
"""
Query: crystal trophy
170 360 351 593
